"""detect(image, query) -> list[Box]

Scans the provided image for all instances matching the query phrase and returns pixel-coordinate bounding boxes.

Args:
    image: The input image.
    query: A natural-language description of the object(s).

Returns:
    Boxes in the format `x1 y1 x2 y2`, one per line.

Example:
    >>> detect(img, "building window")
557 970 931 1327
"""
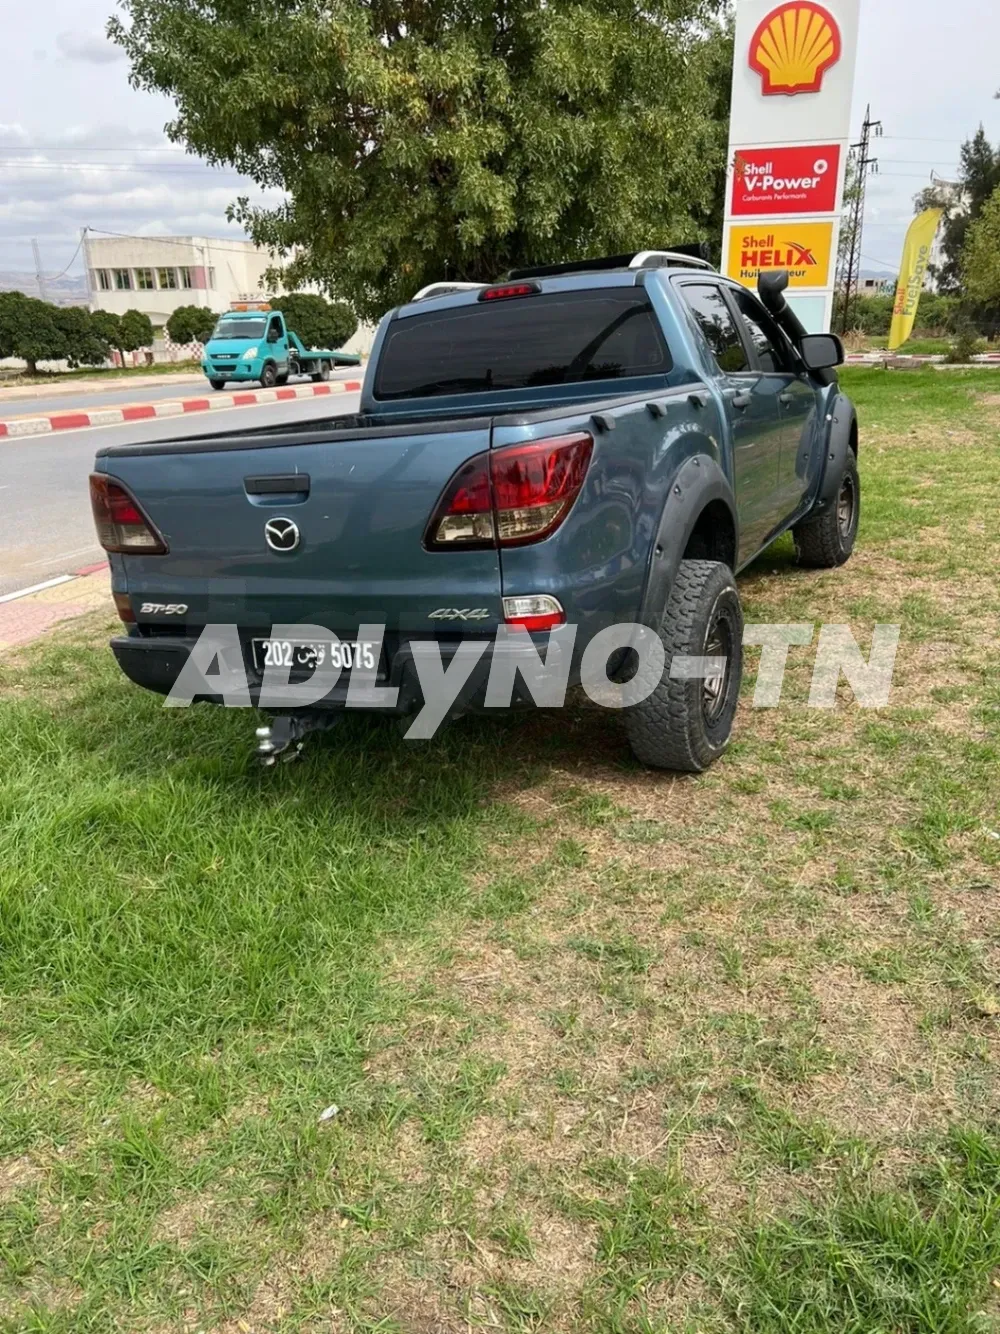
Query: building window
135 268 155 290
113 269 132 290
207 267 216 290
178 267 193 289
158 268 178 290
94 269 112 291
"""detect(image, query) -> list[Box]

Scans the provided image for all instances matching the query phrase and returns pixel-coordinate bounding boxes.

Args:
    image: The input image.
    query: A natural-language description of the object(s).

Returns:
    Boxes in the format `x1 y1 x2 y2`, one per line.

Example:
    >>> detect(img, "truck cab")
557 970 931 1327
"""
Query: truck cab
202 303 290 390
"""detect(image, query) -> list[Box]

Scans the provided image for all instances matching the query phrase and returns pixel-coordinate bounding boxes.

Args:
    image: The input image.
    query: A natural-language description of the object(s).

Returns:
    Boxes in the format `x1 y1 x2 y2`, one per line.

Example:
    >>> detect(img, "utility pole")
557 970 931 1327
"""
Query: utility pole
835 105 882 335
80 228 92 309
31 238 49 303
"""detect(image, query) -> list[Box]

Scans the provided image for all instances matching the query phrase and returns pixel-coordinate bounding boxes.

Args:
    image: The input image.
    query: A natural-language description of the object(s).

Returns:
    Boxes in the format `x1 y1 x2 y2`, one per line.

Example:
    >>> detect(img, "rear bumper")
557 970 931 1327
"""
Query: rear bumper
110 630 566 716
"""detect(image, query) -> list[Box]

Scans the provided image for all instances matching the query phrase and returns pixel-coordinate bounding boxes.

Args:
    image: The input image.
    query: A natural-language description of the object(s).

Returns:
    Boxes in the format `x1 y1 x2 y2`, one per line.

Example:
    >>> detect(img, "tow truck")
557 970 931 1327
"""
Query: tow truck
201 302 361 390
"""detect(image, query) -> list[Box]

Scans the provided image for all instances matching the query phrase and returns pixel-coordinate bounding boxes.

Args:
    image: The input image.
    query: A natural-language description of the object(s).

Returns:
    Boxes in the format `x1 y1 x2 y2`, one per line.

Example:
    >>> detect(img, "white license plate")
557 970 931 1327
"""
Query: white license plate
251 639 380 673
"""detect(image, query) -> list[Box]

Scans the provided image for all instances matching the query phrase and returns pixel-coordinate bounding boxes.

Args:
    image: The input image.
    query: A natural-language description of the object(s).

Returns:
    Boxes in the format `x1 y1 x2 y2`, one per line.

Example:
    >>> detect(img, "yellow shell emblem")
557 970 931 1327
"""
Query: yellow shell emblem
749 2 843 97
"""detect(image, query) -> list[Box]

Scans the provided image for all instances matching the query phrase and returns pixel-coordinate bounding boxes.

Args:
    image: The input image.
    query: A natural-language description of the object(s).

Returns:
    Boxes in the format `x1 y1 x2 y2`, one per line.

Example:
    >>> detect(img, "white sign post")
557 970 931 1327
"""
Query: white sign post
723 0 862 333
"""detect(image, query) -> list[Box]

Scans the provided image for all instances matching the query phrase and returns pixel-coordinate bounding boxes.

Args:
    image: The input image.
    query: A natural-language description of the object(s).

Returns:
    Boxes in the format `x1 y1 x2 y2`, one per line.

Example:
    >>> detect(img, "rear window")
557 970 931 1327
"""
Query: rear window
374 288 672 400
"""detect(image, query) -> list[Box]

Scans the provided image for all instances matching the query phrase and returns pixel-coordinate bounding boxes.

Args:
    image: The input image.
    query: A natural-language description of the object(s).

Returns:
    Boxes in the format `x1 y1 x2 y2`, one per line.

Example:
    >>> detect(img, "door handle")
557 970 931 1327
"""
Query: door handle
730 392 752 411
778 390 795 405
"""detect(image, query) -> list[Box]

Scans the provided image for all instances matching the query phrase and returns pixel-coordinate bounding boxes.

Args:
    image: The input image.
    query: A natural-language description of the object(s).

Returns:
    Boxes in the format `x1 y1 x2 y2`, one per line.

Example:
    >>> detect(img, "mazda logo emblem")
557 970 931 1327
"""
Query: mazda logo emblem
264 517 300 552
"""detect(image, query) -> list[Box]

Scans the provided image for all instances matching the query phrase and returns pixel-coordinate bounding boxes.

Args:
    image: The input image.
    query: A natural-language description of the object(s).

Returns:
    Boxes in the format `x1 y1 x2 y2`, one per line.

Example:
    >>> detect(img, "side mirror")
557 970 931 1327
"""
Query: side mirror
798 332 844 371
266 329 280 343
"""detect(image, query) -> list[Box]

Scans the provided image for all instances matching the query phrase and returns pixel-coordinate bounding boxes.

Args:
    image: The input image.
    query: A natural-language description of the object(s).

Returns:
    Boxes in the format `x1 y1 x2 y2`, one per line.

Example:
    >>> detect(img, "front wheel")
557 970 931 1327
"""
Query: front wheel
311 360 332 383
793 454 860 568
209 378 226 391
259 362 277 389
624 559 744 773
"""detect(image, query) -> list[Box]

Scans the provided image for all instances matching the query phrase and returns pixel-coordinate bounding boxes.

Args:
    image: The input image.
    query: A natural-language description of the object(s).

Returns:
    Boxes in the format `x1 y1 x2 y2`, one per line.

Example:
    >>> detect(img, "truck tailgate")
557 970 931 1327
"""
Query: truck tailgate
98 424 500 630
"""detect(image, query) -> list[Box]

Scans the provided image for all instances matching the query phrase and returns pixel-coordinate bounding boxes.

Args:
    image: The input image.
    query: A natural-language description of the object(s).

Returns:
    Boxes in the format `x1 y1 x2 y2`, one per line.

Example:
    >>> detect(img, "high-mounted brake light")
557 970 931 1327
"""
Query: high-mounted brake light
425 432 593 551
89 474 168 555
478 283 540 301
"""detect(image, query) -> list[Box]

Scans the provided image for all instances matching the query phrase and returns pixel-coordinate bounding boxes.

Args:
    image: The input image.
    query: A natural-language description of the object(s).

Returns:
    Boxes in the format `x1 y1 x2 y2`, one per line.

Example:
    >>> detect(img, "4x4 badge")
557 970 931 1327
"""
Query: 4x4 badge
428 608 490 621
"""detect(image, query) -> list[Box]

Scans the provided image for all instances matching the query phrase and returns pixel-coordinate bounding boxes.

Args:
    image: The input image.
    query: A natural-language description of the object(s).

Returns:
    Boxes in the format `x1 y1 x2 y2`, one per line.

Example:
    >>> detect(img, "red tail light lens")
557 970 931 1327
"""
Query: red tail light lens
89 474 168 554
426 433 593 550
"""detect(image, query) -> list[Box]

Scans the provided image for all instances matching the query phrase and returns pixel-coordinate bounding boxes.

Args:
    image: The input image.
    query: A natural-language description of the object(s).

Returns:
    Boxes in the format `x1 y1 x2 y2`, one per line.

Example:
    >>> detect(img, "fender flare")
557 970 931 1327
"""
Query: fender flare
638 454 739 630
813 394 858 514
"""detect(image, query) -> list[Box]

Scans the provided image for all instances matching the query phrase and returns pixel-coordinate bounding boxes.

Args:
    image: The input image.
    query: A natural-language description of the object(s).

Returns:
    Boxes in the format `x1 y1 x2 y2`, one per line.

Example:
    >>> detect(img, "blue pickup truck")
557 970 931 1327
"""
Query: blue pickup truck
90 250 859 771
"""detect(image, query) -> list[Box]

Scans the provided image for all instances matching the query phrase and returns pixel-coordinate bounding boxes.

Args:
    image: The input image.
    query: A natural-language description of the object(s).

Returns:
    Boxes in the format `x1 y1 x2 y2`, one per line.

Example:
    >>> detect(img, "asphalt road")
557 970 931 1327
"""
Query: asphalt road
0 370 361 421
0 389 363 598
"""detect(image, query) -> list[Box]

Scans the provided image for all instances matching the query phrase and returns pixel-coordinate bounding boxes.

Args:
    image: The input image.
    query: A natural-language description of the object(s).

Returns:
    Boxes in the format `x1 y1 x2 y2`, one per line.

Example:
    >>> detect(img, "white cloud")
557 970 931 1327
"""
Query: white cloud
55 30 125 65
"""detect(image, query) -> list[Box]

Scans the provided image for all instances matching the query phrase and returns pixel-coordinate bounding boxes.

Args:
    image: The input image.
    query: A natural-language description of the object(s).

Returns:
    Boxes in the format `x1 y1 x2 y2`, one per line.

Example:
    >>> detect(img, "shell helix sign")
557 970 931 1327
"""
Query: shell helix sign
723 0 860 332
727 222 834 288
749 2 842 97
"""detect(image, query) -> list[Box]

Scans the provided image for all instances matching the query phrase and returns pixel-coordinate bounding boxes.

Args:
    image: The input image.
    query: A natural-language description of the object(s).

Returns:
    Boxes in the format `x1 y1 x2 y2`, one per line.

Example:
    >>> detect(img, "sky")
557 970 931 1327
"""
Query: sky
1 0 999 284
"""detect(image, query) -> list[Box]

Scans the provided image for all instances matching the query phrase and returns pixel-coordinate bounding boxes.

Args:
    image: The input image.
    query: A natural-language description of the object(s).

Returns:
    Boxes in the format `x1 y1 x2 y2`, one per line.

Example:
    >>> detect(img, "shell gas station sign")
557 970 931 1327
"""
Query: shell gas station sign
723 0 861 331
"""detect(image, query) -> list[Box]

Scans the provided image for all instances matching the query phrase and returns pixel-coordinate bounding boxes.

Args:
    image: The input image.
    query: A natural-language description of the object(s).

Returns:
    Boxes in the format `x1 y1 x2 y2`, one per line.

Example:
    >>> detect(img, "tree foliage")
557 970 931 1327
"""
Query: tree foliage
915 127 1000 293
280 293 357 348
119 309 155 353
0 293 115 372
165 304 218 345
962 185 1000 307
110 0 733 321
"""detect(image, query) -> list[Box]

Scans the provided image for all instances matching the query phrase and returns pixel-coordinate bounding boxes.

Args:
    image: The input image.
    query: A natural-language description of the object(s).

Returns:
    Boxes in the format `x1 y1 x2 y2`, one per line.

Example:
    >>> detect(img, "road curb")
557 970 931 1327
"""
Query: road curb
0 563 112 651
0 379 364 439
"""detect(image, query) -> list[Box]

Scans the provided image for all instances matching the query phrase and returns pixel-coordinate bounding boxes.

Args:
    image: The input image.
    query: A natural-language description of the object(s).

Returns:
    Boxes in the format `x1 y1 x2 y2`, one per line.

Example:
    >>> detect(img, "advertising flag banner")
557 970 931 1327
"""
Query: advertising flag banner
726 221 834 288
888 209 944 350
731 145 841 216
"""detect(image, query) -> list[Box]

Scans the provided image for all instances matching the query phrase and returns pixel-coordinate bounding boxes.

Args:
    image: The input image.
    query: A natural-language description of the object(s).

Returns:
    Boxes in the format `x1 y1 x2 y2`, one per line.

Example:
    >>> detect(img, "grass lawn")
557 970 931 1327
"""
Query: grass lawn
1 368 999 1333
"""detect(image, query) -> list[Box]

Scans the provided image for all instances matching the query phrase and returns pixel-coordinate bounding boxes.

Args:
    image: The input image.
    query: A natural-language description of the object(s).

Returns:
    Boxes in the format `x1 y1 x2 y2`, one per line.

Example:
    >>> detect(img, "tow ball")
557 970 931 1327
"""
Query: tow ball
254 713 339 766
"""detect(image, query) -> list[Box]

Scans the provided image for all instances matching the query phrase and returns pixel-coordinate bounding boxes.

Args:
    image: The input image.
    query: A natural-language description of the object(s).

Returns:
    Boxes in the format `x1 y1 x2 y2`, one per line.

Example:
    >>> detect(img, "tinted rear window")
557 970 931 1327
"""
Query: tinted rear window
374 288 672 400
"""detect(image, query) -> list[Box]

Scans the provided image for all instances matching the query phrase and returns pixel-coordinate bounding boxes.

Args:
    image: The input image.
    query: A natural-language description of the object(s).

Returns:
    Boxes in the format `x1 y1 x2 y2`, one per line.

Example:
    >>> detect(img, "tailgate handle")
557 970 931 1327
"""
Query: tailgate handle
244 474 310 495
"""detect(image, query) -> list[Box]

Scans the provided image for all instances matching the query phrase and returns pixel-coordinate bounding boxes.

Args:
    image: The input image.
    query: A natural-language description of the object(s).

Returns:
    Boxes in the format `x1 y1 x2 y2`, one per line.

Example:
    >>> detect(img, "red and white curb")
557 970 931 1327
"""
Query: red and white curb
845 352 1000 365
0 561 112 650
0 379 363 440
0 561 109 606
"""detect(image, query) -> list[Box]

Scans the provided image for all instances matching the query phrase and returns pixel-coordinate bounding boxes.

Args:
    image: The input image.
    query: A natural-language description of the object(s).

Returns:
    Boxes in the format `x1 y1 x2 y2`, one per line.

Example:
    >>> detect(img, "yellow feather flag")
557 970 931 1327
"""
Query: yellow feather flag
888 209 944 351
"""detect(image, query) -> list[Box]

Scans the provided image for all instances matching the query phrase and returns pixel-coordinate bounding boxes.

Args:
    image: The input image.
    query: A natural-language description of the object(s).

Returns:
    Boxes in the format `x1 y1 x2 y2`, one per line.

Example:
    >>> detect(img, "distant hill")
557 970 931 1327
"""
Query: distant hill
0 271 90 305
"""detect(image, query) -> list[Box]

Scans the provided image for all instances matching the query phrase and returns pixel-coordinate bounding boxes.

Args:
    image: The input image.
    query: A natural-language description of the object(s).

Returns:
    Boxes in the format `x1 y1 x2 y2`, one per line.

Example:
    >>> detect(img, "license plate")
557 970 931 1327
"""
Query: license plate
251 638 381 675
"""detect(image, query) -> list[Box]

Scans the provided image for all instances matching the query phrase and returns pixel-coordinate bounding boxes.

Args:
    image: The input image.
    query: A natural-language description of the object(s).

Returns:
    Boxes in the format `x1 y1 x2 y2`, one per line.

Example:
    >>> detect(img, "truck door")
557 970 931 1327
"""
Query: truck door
676 281 783 562
728 286 816 517
266 314 289 371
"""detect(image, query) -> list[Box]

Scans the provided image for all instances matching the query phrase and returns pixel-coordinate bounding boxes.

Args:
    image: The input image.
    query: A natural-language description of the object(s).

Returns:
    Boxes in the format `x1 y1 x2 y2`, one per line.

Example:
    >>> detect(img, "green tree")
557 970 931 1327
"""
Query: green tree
915 127 1000 293
119 309 154 357
51 306 108 367
165 304 218 345
279 293 357 349
90 309 122 356
110 0 733 321
0 291 67 374
962 184 1000 306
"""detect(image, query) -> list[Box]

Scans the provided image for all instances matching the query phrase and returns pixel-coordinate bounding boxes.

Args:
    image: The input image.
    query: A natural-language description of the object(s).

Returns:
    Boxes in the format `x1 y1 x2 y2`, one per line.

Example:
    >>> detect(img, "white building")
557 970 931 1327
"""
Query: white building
83 234 272 329
82 233 375 357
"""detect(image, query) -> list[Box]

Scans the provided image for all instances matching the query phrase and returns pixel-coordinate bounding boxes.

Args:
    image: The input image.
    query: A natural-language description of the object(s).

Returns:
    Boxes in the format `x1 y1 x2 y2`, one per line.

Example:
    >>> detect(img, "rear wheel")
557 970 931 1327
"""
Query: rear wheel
259 362 277 389
624 559 744 773
793 453 860 568
209 378 227 391
311 360 332 383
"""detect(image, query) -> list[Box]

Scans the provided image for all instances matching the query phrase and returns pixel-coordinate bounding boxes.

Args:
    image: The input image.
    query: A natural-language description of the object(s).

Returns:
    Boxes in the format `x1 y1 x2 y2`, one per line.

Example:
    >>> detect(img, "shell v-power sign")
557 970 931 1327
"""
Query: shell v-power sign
723 1 862 332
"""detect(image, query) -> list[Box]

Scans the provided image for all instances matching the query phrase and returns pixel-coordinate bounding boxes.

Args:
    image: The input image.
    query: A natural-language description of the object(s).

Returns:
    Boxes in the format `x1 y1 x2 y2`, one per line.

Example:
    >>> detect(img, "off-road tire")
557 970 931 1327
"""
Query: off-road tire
793 453 860 568
259 362 278 389
209 378 226 391
311 360 332 383
624 559 744 772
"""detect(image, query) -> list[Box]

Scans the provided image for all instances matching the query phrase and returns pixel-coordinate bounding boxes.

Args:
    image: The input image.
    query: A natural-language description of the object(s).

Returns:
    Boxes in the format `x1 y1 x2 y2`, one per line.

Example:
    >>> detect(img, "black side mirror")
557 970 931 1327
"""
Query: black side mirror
798 333 844 371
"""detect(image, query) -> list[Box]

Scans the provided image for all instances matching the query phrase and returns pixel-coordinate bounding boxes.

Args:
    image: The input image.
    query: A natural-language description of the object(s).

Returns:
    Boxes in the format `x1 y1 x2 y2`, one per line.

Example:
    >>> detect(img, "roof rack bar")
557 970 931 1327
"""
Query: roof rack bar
629 250 714 272
411 281 487 302
507 248 716 281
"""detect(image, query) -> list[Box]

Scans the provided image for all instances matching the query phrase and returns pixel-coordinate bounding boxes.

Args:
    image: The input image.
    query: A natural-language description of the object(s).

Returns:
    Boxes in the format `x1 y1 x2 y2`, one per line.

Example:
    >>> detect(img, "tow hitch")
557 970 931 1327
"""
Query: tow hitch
254 713 339 766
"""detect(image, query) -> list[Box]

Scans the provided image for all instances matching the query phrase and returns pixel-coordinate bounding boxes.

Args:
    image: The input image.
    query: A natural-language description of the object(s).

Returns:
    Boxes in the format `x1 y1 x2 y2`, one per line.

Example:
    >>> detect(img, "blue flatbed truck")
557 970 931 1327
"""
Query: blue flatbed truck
201 303 361 390
93 251 860 772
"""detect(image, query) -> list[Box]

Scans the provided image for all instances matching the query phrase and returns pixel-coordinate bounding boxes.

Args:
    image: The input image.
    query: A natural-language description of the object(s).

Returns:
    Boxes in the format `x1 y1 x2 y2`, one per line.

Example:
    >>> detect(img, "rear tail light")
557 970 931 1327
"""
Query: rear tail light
89 474 168 555
479 282 540 301
426 432 593 550
502 595 565 631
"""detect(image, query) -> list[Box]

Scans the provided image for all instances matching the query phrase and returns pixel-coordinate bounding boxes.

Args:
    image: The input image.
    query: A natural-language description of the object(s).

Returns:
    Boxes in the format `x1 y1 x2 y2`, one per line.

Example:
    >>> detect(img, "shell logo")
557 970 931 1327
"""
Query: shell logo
749 2 843 97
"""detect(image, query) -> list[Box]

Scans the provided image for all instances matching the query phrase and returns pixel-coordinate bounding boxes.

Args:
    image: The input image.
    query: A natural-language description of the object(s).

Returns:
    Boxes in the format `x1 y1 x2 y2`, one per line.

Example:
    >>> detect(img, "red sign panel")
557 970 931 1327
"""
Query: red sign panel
731 144 840 217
